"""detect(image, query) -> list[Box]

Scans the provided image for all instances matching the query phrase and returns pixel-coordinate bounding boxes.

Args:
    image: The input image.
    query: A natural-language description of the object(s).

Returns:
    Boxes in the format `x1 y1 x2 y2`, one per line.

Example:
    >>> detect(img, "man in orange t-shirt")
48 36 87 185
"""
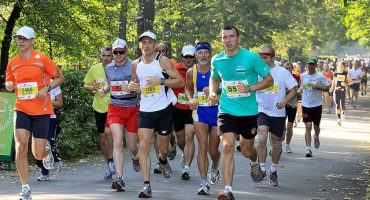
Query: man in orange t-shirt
5 26 64 200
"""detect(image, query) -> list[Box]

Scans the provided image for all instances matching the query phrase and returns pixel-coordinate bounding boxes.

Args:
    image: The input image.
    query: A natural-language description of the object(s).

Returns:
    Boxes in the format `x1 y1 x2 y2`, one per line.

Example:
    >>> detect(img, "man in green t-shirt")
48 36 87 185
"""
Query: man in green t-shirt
209 25 273 200
83 46 114 179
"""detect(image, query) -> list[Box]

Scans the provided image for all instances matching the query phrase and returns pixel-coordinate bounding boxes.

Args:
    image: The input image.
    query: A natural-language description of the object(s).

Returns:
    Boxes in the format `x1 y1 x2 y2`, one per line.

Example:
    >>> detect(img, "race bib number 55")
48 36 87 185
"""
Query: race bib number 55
223 80 250 98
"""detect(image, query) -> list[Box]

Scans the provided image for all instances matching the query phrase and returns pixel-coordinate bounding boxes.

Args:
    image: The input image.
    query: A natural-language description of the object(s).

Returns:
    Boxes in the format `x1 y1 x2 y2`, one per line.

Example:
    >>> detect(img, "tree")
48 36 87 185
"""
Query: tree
0 1 23 88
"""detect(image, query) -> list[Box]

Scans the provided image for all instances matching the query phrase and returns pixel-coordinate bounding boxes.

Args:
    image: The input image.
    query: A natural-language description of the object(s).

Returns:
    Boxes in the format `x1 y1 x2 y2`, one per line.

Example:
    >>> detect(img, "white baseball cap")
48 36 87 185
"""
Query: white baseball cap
112 39 127 50
138 31 156 41
15 26 35 39
181 45 196 56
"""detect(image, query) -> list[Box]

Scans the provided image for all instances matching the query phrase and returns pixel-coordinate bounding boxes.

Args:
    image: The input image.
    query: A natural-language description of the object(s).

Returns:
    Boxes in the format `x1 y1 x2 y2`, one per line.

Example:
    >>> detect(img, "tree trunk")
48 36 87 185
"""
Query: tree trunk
119 0 128 40
0 1 23 89
136 0 155 57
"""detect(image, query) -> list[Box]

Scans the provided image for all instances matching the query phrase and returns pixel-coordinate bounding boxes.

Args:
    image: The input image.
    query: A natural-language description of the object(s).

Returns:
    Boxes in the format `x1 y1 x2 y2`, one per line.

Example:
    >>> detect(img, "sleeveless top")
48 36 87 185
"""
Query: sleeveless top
136 53 177 112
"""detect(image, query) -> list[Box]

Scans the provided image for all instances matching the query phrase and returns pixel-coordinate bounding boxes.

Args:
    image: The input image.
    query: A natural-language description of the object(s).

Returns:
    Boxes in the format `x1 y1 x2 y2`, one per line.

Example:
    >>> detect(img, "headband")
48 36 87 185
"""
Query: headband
195 45 211 52
258 52 275 57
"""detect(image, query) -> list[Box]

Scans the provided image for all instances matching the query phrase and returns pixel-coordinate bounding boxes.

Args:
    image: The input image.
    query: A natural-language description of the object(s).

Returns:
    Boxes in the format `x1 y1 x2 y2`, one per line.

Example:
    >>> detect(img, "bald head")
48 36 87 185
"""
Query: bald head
155 43 169 56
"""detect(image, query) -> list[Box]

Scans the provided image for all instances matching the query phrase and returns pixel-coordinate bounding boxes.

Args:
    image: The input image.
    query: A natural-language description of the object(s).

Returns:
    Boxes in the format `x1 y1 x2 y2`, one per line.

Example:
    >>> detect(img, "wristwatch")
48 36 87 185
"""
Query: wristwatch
47 85 52 92
247 85 253 92
160 78 166 85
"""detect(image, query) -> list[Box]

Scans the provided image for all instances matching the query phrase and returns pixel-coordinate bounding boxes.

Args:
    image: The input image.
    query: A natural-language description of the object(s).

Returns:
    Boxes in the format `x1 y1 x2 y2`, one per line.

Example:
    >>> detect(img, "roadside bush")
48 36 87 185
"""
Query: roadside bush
57 70 99 160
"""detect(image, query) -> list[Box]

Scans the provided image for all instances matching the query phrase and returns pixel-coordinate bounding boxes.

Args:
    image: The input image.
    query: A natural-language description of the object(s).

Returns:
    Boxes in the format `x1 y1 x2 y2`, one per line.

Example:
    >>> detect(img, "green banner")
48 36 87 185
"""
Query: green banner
0 92 15 159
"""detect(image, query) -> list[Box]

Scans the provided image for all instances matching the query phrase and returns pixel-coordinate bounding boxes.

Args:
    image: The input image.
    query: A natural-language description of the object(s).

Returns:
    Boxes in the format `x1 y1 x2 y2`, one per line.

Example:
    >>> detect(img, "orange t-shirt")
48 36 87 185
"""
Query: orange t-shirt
6 50 60 115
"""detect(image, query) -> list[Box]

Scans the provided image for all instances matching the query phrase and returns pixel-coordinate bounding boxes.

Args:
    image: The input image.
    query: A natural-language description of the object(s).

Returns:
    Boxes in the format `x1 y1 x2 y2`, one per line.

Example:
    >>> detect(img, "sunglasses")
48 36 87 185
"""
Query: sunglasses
183 55 195 59
113 50 126 55
261 56 271 59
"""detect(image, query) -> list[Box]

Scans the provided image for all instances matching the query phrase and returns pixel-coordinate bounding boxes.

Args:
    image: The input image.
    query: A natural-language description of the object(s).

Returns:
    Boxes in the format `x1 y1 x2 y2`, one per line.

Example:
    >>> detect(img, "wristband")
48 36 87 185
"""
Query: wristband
160 78 166 85
247 85 253 92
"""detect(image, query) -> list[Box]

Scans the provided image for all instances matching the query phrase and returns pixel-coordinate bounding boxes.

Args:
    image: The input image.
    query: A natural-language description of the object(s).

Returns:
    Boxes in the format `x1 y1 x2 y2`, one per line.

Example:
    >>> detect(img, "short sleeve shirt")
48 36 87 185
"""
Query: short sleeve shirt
256 65 297 117
211 48 270 116
301 72 328 108
6 50 60 115
83 63 110 113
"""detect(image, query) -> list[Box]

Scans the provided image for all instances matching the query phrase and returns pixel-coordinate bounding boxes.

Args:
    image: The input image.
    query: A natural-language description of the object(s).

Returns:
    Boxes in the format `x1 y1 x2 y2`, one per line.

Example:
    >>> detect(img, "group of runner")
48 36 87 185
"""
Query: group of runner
5 25 369 200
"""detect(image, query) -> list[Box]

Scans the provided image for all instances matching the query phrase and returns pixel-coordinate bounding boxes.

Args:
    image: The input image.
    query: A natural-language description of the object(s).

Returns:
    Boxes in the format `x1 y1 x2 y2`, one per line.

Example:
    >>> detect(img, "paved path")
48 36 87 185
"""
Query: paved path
1 93 369 200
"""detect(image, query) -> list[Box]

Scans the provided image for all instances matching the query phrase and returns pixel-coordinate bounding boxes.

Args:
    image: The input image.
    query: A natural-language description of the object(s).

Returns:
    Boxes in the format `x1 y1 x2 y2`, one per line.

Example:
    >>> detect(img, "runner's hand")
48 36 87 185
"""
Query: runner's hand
36 86 48 99
189 98 198 110
203 87 210 97
5 81 15 92
146 76 160 86
129 79 140 92
236 81 248 93
92 80 99 90
276 101 286 109
208 92 218 106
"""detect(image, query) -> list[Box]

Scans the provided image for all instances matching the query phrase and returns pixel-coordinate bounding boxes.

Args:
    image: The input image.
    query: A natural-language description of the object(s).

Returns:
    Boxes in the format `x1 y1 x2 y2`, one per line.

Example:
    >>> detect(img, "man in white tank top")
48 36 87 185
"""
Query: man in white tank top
128 31 184 198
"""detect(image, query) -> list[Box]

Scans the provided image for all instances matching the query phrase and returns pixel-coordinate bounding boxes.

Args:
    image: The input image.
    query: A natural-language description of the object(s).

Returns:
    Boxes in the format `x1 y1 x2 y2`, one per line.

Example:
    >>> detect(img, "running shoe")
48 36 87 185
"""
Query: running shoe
181 168 190 180
138 183 152 198
305 149 313 158
209 169 220 184
197 181 210 195
159 162 172 178
342 112 345 120
250 163 263 183
314 135 320 149
19 187 32 200
55 161 62 172
337 119 342 126
293 121 297 128
108 161 116 174
285 145 293 153
269 171 278 186
217 190 235 200
168 142 177 160
42 142 54 170
132 158 140 172
153 162 162 174
104 169 113 180
111 177 125 191
37 173 49 181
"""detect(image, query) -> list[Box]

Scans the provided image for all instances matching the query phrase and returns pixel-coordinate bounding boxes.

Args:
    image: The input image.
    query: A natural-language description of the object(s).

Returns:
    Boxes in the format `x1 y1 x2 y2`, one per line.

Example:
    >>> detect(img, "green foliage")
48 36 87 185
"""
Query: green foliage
342 0 370 46
57 70 98 159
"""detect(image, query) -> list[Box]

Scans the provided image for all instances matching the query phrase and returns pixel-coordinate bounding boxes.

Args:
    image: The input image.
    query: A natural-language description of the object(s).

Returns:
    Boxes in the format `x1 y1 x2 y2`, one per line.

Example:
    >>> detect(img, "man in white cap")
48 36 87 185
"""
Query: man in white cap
5 26 64 200
128 31 184 198
99 38 140 192
172 45 196 180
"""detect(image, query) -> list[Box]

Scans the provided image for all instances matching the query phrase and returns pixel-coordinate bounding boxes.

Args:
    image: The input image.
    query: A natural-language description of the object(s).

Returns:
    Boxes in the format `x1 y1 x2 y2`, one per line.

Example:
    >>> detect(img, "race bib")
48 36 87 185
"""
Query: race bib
110 81 128 96
337 75 345 82
303 80 316 90
261 85 279 94
97 78 106 88
142 85 161 97
17 82 38 100
177 93 189 104
197 92 209 106
223 80 250 98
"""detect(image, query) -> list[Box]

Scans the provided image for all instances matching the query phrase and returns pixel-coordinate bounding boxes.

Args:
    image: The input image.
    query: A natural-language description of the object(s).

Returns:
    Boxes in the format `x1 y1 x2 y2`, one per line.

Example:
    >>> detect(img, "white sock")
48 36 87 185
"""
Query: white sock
270 163 278 172
306 146 311 151
250 159 258 166
225 185 232 192
259 163 266 172
184 165 190 170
